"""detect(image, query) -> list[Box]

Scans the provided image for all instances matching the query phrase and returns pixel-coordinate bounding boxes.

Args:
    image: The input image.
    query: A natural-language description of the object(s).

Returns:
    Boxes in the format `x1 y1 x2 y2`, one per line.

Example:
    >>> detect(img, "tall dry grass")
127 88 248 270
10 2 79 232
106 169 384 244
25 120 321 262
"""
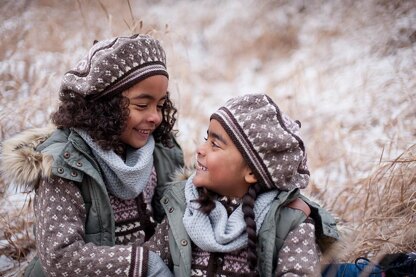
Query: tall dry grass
309 144 416 262
1 0 415 275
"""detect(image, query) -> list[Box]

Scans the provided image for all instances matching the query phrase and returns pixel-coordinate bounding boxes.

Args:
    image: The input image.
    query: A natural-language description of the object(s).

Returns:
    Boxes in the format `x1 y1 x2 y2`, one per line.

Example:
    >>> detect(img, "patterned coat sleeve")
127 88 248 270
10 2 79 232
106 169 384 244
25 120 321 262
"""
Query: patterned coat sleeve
275 218 321 277
34 176 148 277
142 218 172 268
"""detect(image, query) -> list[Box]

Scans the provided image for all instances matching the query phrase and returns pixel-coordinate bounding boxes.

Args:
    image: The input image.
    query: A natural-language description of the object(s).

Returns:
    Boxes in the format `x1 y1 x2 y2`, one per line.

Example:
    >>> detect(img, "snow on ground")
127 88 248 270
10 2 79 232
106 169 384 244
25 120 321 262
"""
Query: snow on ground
0 0 415 274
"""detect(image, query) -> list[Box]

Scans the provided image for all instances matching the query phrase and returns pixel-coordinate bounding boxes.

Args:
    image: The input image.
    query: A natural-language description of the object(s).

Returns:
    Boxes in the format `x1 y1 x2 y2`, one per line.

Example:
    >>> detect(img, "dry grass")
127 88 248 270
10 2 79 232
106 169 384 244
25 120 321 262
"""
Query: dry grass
0 199 35 260
1 0 415 274
309 144 416 262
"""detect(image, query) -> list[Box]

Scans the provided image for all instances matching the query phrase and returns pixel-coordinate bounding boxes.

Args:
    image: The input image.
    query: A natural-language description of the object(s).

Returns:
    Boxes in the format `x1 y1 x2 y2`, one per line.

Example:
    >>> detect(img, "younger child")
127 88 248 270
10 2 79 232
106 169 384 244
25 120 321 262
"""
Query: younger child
144 93 339 276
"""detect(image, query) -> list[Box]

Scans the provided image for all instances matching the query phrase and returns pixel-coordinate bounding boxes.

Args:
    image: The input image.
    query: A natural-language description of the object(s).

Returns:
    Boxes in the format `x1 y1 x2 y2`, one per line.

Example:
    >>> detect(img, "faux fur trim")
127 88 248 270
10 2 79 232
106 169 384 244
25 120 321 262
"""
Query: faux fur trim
0 126 55 192
171 166 195 182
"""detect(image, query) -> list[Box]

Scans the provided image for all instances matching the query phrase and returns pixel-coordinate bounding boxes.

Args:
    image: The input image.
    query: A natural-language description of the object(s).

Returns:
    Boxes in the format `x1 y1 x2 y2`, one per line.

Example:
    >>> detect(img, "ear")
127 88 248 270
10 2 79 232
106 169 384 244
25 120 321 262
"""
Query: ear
244 170 257 184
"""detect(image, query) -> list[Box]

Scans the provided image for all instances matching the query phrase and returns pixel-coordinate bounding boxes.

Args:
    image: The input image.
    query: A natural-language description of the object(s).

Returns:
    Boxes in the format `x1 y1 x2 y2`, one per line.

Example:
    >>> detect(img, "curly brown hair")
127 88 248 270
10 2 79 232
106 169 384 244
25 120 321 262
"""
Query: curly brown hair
51 91 177 155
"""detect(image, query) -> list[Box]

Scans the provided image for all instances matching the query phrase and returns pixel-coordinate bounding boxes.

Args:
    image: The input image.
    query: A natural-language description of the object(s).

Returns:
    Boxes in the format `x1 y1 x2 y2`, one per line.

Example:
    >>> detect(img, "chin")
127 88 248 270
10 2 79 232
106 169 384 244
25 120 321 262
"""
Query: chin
192 179 203 187
191 176 205 188
128 141 146 149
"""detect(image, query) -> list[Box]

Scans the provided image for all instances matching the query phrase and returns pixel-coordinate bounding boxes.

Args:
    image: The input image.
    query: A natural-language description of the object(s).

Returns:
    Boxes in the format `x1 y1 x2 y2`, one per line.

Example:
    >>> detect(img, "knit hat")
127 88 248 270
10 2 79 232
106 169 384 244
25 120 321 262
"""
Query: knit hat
60 34 168 100
210 94 309 191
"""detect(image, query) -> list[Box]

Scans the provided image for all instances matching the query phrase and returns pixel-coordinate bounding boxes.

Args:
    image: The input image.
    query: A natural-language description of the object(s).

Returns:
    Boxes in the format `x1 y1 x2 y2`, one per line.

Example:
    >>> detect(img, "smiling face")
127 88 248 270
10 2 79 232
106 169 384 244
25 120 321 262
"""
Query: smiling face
193 119 257 198
120 75 168 149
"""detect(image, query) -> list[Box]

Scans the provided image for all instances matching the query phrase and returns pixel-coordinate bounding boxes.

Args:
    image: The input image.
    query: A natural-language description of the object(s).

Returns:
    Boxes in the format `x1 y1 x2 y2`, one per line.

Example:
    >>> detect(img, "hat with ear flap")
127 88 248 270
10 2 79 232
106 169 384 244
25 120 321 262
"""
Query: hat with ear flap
60 33 168 100
210 93 310 191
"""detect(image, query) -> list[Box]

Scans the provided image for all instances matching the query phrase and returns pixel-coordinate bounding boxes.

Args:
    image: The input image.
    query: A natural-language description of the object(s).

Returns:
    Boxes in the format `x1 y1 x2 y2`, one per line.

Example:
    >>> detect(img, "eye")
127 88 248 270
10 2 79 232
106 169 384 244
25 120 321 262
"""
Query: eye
204 136 219 149
134 104 147 110
209 139 219 148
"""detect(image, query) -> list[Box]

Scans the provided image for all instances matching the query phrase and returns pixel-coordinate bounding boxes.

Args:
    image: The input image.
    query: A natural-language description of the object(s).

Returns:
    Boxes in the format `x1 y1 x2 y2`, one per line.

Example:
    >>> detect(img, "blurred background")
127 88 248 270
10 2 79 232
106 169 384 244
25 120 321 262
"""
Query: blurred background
1 0 415 275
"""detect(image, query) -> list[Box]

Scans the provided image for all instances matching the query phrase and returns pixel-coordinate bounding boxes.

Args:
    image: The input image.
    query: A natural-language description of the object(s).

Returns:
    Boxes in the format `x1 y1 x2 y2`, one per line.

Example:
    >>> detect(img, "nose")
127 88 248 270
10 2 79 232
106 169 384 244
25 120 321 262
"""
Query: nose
147 107 162 125
196 141 207 156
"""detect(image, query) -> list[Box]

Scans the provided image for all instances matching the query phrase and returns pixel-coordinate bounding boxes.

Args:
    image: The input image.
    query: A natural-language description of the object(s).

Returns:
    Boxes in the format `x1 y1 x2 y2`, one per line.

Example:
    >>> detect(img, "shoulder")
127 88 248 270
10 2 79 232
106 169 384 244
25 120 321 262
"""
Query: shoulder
1 126 56 191
161 173 191 206
299 194 339 240
164 179 186 198
0 127 94 191
154 136 184 165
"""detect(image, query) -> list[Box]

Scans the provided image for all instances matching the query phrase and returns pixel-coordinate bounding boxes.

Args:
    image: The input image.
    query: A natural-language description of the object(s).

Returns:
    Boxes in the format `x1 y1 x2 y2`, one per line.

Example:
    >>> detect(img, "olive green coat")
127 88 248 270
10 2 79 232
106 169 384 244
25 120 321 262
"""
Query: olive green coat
19 128 184 276
160 181 339 277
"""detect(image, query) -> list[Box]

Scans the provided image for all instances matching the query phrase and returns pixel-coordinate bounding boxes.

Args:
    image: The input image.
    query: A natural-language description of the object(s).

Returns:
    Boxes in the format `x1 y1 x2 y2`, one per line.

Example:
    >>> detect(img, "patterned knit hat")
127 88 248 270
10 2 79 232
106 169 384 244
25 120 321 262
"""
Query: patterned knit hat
60 34 168 100
210 94 309 191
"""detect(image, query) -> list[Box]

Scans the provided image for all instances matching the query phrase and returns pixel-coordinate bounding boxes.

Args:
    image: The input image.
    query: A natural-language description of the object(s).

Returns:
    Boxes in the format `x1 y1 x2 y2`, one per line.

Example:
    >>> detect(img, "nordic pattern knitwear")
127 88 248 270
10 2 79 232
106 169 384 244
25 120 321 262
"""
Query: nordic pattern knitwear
76 129 155 200
182 175 278 252
211 93 310 191
111 192 155 245
144 215 320 276
60 34 168 99
34 176 147 276
109 168 157 245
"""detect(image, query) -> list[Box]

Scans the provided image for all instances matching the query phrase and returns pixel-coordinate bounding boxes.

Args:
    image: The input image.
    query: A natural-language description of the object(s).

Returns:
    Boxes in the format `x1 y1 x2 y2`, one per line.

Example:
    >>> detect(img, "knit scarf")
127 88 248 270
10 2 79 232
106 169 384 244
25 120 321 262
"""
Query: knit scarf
182 175 278 252
75 129 154 200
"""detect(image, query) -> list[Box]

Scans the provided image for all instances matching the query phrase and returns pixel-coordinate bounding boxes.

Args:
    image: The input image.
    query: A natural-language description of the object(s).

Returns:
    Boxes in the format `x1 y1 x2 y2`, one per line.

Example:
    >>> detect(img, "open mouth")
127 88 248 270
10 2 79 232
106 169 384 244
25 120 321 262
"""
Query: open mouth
136 129 151 134
197 161 208 171
133 128 154 138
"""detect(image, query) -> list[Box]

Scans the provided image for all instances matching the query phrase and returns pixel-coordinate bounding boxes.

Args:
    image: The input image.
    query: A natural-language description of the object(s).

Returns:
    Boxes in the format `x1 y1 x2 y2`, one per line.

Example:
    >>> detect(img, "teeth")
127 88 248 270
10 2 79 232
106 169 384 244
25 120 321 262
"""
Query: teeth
197 162 207 171
138 130 150 134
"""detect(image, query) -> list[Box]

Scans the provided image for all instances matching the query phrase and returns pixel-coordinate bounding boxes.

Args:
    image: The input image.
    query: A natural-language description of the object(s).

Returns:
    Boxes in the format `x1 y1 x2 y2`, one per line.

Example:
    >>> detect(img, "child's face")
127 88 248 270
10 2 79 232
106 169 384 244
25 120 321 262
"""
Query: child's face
193 119 255 198
119 75 168 148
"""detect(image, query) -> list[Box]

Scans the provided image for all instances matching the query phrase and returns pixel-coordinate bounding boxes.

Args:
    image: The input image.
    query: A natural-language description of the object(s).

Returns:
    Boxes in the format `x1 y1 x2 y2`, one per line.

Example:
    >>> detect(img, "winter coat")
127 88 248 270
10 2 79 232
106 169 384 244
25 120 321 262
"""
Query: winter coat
1 127 184 277
156 180 339 276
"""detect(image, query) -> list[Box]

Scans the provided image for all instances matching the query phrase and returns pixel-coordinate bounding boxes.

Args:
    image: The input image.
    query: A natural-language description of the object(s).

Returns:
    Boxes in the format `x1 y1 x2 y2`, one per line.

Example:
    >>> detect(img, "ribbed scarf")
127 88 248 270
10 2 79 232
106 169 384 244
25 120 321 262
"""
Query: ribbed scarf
75 129 154 200
182 175 278 252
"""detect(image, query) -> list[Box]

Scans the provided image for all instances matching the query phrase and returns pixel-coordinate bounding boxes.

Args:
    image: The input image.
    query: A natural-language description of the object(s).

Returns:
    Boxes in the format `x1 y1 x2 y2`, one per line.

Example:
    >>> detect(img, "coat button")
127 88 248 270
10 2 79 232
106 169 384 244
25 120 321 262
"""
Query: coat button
63 152 70 159
163 198 169 204
71 171 78 177
217 257 224 265
168 207 174 213
180 239 188 246
57 167 64 174
76 161 83 167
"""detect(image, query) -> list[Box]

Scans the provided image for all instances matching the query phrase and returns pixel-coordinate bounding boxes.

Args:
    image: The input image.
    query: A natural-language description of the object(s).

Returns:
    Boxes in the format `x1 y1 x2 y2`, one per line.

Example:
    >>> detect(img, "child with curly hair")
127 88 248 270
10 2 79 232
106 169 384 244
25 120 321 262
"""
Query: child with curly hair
1 34 183 276
143 93 339 276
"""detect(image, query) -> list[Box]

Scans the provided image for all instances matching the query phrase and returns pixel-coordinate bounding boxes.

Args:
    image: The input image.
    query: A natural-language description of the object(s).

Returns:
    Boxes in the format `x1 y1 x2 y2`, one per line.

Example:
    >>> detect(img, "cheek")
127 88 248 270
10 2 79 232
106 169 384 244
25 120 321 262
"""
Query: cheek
123 116 134 131
226 156 247 177
208 158 228 177
128 110 144 124
156 111 163 126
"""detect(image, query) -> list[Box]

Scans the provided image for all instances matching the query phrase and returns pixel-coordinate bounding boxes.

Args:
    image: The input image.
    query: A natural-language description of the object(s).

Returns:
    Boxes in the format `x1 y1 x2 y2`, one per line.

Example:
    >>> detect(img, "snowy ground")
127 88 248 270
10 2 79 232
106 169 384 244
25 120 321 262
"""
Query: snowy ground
1 0 415 275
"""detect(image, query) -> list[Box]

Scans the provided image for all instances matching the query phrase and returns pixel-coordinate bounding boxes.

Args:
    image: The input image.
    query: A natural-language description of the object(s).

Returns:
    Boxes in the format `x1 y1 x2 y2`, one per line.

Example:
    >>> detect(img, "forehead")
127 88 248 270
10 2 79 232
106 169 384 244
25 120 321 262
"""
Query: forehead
208 119 225 133
123 75 168 99
208 119 232 144
208 118 247 165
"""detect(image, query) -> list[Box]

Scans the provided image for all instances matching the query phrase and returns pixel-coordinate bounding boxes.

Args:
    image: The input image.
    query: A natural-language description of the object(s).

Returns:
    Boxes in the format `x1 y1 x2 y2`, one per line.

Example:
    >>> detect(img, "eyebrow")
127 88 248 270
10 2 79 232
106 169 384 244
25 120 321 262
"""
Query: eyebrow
207 130 227 145
131 93 167 101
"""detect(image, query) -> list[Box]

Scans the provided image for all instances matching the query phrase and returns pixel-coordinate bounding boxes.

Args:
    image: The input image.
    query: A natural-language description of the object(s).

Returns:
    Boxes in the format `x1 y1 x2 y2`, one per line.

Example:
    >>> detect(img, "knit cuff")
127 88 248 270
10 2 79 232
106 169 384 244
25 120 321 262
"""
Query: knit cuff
147 251 173 277
129 245 149 277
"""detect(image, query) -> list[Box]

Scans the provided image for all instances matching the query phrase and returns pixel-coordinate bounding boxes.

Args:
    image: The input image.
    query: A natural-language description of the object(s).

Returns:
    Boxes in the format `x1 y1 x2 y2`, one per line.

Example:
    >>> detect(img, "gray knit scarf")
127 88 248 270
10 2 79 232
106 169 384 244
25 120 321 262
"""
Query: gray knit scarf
182 175 278 252
75 129 154 200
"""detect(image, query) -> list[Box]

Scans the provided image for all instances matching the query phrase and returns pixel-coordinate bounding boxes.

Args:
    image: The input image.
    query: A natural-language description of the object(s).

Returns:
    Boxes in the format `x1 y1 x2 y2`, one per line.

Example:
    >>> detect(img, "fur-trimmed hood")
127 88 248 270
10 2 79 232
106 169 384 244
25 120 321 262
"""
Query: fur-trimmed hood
171 166 194 183
0 127 56 192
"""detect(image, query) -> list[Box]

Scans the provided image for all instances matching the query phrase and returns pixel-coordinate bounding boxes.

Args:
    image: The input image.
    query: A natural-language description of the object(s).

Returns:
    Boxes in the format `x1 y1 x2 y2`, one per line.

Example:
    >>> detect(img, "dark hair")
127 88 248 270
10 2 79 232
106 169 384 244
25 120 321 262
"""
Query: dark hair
242 184 261 274
51 91 177 155
194 187 217 214
195 183 265 275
